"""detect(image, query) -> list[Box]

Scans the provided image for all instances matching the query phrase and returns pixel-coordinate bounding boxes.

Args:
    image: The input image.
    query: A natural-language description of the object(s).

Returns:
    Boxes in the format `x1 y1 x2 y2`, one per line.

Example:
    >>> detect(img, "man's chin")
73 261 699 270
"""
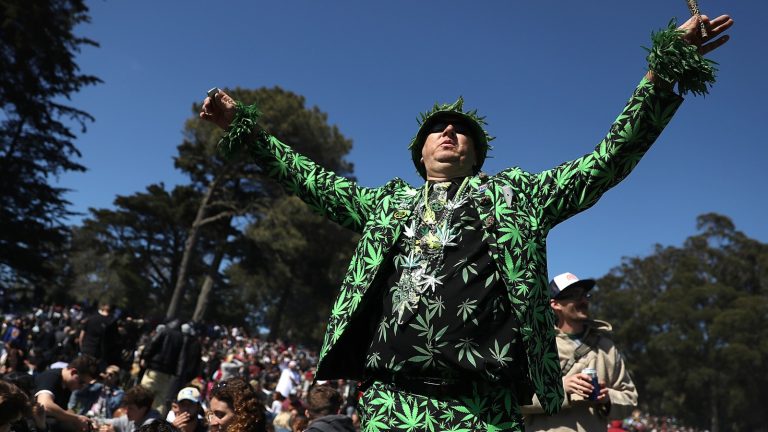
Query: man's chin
432 154 461 164
430 158 472 172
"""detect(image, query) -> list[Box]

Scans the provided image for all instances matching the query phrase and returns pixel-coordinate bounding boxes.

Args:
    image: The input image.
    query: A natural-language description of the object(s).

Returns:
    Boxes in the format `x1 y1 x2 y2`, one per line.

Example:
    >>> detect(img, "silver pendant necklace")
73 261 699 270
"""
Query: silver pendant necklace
392 177 470 324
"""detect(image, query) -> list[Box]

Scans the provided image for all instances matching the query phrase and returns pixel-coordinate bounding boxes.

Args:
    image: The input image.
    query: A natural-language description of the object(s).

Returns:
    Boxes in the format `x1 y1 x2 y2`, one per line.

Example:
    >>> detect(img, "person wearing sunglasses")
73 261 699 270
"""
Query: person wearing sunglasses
522 272 638 431
200 12 732 432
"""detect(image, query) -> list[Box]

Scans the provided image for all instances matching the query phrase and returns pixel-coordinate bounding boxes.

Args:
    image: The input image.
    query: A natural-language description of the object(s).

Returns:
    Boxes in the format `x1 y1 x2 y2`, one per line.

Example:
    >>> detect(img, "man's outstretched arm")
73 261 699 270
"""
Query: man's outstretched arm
532 13 733 231
199 91 387 233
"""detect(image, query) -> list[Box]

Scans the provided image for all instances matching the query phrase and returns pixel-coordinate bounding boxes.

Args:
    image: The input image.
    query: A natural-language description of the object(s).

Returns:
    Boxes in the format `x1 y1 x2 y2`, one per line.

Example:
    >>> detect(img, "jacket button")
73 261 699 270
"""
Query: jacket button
480 196 491 206
484 216 496 228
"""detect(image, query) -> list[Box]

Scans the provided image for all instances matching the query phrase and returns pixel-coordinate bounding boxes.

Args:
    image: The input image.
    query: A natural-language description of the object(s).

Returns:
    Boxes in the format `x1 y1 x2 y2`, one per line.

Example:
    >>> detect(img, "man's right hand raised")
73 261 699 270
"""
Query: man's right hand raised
199 89 237 130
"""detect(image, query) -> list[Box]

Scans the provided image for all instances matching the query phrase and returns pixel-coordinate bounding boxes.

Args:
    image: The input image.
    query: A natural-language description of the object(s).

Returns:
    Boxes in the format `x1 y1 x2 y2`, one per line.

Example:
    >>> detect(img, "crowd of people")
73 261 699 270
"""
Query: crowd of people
1 303 358 432
1 302 717 432
615 409 709 432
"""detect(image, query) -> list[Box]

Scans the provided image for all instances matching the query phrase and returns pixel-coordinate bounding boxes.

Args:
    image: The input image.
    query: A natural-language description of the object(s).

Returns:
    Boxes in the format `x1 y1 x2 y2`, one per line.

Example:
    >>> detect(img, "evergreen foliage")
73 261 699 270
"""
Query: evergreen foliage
593 213 768 431
228 195 359 344
168 87 357 325
0 0 100 293
71 184 213 316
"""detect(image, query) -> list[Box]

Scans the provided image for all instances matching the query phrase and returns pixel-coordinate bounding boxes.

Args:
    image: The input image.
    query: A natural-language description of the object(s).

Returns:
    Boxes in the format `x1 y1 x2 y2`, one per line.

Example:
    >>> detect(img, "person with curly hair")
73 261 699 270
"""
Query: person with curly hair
207 378 265 432
1 380 29 432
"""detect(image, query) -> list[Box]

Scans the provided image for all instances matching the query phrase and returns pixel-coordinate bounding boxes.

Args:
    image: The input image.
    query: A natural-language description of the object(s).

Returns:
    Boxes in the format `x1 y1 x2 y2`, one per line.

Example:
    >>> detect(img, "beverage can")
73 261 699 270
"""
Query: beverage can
581 368 600 400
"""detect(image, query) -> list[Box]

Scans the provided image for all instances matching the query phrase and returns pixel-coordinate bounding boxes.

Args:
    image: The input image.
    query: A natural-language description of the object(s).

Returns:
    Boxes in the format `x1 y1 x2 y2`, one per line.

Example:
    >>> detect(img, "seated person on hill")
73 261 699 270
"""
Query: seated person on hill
99 386 160 432
168 387 206 432
34 355 98 432
304 385 354 432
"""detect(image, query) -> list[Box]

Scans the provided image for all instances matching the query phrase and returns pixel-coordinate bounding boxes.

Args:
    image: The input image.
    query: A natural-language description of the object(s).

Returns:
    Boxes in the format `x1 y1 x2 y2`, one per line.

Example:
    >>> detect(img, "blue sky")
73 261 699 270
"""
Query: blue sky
61 0 767 282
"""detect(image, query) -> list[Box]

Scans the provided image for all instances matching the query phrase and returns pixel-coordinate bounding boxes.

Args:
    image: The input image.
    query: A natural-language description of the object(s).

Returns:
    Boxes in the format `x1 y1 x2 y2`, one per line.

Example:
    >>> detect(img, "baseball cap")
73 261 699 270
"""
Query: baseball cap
176 387 201 403
549 272 596 299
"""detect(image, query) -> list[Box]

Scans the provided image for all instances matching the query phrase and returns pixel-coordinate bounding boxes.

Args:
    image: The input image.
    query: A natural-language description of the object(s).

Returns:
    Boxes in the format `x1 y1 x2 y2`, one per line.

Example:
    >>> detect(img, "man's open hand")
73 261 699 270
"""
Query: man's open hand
679 14 734 55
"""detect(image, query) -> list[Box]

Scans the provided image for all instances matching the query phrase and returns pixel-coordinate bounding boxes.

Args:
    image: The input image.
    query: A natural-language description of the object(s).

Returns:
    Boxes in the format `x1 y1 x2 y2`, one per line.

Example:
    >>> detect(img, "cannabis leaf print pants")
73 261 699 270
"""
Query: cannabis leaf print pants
359 379 522 432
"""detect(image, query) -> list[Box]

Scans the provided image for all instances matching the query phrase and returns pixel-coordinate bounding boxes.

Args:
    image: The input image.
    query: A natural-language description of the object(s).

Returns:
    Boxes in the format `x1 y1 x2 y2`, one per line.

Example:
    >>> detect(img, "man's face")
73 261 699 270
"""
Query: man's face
421 118 477 179
62 368 90 391
104 370 119 386
174 399 200 416
552 287 592 323
125 403 149 422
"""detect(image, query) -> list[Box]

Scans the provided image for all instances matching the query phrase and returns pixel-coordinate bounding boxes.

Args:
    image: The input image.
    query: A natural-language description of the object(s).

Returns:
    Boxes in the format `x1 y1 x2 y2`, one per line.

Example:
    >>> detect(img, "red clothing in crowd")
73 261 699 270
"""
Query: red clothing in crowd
608 420 626 431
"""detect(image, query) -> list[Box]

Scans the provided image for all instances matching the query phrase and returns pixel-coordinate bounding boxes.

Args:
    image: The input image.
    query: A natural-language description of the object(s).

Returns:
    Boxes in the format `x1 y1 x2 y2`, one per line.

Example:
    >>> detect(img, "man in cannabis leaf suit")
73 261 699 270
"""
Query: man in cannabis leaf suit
200 13 732 432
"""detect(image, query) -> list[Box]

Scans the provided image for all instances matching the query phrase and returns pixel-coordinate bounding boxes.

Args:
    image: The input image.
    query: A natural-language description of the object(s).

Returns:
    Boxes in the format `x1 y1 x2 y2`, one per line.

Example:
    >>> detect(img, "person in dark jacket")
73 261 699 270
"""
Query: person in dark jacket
140 321 184 414
304 385 354 432
79 304 119 367
170 324 201 398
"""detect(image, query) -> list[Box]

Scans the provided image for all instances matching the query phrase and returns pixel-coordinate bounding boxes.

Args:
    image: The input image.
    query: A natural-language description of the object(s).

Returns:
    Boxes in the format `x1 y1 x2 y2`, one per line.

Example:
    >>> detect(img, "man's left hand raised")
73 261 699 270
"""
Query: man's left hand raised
679 14 734 55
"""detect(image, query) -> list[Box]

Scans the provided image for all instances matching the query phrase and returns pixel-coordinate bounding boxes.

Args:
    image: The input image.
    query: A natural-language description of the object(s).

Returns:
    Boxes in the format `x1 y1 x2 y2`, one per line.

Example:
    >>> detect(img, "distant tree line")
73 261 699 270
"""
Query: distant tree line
68 86 359 343
593 214 768 432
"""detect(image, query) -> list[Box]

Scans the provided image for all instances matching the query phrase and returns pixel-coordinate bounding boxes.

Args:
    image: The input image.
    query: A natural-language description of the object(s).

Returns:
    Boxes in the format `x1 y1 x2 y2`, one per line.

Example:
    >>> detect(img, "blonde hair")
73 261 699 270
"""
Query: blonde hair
273 411 292 429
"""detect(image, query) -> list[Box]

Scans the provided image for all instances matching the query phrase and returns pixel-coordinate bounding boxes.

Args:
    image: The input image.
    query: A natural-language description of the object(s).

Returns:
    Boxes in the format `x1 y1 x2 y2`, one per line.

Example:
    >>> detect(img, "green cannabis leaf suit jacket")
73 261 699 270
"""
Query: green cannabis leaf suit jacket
230 78 682 414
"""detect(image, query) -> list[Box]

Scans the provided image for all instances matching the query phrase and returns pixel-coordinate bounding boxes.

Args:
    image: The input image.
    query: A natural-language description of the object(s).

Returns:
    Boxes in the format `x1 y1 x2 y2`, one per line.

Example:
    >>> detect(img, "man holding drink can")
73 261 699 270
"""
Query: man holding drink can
522 272 638 431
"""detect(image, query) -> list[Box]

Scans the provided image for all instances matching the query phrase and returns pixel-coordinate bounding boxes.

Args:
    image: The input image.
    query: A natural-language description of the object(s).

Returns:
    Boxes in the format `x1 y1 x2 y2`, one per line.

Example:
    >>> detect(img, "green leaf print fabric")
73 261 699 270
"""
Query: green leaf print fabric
218 77 683 417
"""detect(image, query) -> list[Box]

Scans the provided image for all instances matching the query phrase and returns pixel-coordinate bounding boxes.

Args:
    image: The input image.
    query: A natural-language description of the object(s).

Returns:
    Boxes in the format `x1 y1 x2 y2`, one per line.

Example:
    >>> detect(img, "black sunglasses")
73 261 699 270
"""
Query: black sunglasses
556 289 592 302
427 120 472 136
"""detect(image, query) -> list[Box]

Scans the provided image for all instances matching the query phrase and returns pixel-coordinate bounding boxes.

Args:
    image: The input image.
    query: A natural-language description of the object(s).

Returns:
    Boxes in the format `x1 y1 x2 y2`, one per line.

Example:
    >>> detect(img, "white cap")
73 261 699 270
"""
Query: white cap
549 272 596 299
176 387 201 403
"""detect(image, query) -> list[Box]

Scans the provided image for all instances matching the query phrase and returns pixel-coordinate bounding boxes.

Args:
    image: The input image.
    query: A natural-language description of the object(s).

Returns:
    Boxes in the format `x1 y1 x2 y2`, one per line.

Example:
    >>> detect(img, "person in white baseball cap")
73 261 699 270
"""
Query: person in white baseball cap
168 387 205 432
549 272 596 301
522 272 638 431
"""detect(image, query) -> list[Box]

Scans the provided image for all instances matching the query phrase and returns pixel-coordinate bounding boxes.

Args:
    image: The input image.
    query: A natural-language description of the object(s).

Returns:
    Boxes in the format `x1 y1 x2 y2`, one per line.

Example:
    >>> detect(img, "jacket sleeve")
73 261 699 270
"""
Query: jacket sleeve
605 344 638 419
101 415 132 432
520 381 572 414
531 77 683 231
219 106 387 233
141 333 162 361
